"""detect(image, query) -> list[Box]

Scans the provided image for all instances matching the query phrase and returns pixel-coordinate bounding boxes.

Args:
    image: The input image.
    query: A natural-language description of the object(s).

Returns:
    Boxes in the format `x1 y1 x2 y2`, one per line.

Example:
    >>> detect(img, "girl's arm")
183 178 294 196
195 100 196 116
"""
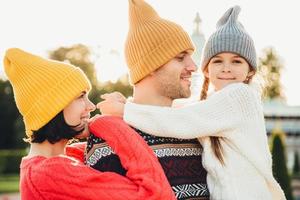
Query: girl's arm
124 83 260 138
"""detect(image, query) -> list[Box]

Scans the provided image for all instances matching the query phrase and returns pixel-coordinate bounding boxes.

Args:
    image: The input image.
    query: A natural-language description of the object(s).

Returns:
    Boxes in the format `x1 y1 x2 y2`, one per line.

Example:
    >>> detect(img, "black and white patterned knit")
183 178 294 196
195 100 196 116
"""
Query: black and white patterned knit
85 127 210 200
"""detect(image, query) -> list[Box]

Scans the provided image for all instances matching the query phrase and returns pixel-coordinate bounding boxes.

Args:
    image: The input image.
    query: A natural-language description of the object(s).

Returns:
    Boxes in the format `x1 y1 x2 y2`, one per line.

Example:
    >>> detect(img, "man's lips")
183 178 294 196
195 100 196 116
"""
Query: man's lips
180 75 192 80
180 77 192 86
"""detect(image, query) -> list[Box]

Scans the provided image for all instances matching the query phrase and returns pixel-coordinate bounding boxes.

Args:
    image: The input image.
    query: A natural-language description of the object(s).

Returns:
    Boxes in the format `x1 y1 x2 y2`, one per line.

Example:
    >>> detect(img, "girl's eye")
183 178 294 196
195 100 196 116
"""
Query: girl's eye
212 59 222 63
233 60 242 64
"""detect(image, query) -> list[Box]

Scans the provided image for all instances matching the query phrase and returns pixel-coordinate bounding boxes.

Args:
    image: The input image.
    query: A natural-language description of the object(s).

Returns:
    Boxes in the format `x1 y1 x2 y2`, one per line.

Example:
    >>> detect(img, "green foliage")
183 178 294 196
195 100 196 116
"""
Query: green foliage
258 47 285 101
0 149 27 174
0 79 26 149
271 129 293 200
49 44 133 115
98 74 133 98
0 174 20 194
49 44 100 105
49 44 97 86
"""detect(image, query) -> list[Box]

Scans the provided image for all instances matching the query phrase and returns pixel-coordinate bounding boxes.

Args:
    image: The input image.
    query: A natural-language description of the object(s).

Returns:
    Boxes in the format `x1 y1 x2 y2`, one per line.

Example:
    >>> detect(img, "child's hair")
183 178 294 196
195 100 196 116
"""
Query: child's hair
199 5 258 165
200 65 256 165
25 111 84 144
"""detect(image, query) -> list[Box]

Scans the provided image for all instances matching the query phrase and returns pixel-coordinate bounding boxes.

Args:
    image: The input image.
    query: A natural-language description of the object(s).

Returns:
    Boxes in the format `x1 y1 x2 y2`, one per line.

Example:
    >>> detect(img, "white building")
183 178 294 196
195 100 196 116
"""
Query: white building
190 13 205 99
264 100 300 170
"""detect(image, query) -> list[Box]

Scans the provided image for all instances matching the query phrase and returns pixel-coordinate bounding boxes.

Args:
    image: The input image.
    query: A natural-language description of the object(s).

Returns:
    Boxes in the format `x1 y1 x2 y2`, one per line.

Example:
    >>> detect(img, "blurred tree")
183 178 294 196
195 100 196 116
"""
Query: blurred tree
99 74 133 98
258 47 285 101
49 44 101 104
49 44 133 114
293 151 300 176
49 44 97 86
270 127 293 200
0 79 26 149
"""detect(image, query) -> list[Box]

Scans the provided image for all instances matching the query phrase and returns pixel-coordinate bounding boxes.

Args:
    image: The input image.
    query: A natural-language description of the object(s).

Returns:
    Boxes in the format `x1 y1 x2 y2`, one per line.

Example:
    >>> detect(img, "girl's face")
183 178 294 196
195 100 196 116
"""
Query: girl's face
204 52 254 91
63 91 95 138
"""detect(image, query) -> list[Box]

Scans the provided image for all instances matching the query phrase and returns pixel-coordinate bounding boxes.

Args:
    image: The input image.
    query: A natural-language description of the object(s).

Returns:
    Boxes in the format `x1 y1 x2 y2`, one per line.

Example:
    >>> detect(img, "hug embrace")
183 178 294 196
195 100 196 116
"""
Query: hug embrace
3 0 286 199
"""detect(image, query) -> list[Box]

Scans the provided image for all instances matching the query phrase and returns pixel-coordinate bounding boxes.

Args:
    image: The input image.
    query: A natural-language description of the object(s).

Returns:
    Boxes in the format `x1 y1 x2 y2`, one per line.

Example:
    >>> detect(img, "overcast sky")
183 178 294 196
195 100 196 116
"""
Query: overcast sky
0 0 299 105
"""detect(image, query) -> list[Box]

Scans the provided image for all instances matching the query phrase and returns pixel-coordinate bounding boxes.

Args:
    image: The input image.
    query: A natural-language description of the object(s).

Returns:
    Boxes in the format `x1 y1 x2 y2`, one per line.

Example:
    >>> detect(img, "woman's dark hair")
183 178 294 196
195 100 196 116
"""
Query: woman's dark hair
29 111 84 144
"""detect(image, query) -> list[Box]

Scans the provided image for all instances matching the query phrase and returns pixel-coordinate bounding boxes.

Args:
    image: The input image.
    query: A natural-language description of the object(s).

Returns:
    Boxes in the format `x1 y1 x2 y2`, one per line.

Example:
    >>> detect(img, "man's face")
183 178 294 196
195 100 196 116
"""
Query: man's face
153 51 196 100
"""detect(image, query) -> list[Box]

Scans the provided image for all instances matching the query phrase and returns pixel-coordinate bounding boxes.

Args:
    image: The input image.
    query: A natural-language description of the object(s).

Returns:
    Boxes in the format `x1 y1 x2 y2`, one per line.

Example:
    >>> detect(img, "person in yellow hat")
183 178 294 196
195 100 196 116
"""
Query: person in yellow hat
3 48 175 200
85 1 210 199
93 5 287 200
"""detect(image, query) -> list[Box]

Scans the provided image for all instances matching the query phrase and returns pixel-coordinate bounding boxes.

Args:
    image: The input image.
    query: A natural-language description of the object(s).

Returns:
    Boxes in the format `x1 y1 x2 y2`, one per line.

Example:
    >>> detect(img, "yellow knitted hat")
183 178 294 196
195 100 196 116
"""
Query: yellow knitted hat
125 0 195 84
3 48 91 138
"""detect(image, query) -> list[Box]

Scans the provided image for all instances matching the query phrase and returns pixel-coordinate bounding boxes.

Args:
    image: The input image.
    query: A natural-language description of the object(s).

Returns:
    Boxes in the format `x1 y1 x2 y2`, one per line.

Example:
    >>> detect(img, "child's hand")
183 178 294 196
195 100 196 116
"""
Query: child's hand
97 99 125 117
101 92 126 103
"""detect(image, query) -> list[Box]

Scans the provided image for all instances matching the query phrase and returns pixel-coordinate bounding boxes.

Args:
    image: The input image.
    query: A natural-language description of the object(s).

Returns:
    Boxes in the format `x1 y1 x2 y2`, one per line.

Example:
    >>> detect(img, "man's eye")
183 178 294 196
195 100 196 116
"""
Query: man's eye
176 56 184 61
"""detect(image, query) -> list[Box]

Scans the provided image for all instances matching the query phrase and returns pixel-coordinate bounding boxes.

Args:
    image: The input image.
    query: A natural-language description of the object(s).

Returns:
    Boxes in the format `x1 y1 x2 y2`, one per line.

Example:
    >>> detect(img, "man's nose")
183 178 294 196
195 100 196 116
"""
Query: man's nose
185 56 197 72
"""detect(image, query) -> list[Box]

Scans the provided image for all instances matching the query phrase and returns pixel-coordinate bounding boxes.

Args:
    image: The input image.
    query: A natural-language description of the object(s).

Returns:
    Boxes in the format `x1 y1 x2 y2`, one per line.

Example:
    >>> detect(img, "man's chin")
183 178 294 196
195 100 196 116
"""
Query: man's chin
181 89 191 99
181 84 192 96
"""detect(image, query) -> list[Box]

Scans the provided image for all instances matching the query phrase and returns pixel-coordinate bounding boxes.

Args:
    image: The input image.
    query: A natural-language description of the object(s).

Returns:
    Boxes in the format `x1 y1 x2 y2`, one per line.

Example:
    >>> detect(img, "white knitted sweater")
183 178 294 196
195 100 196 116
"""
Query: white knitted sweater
124 83 286 200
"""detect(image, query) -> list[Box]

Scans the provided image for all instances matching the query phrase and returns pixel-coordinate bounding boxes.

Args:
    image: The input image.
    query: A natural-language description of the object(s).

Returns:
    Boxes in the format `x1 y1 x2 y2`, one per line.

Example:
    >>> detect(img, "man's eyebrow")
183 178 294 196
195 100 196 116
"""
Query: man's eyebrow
177 51 188 56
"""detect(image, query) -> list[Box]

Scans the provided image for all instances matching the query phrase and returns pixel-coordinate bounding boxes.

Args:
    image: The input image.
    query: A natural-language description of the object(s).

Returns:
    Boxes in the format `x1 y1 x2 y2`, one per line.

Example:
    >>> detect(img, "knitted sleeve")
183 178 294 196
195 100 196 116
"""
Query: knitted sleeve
65 141 86 162
26 116 175 200
124 83 261 139
88 116 175 200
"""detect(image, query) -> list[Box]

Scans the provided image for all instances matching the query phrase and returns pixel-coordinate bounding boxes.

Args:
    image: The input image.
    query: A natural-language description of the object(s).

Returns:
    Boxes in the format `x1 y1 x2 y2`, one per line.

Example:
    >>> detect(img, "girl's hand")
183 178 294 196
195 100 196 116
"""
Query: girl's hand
100 92 127 103
97 93 125 117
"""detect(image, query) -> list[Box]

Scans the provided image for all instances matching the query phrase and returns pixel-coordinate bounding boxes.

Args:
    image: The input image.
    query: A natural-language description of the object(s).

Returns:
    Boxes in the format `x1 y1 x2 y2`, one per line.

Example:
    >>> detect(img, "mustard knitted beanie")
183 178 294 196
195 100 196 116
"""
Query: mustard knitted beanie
125 0 195 84
3 48 91 138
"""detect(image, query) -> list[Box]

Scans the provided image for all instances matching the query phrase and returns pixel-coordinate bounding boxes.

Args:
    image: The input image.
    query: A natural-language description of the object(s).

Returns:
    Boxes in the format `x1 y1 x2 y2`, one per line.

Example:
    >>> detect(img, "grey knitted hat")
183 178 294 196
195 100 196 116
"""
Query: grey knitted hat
200 5 257 71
